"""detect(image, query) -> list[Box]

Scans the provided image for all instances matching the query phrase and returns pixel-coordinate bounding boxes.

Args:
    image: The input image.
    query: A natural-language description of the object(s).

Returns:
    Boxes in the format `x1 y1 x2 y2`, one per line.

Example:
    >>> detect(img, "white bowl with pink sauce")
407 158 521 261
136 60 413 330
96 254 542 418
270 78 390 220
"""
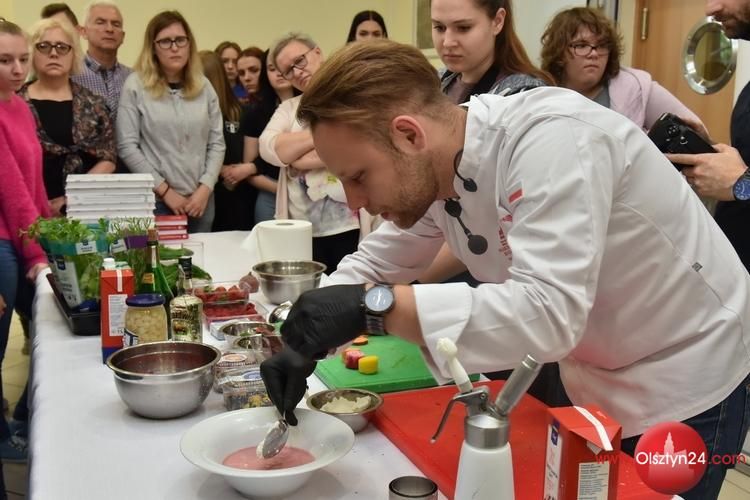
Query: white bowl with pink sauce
180 407 355 498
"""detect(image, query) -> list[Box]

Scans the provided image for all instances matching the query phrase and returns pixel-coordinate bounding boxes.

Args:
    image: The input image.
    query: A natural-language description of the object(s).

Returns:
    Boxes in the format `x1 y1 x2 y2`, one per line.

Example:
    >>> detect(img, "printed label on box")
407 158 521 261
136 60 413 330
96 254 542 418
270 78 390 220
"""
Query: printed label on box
107 294 127 336
544 420 563 500
577 462 609 500
55 257 82 307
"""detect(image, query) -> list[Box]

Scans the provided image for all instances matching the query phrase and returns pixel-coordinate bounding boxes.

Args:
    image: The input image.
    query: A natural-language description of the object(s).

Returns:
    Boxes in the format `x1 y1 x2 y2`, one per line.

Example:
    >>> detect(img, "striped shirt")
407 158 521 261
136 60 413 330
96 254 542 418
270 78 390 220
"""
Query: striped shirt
72 53 132 122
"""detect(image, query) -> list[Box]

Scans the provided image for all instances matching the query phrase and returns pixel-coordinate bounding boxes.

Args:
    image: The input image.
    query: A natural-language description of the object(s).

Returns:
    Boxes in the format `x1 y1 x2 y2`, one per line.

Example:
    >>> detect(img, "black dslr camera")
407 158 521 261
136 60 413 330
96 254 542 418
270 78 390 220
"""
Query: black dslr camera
647 112 715 170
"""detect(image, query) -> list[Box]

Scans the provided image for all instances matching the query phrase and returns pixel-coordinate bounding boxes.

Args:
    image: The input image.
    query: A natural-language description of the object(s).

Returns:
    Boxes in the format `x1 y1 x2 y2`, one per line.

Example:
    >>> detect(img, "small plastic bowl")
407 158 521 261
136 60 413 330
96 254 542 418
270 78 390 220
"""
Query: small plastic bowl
306 388 383 433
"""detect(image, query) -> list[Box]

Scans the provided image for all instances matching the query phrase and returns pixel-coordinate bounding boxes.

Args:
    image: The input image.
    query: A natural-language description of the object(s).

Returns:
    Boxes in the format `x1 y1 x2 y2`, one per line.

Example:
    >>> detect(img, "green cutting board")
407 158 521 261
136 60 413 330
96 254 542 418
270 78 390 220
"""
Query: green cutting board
315 335 478 394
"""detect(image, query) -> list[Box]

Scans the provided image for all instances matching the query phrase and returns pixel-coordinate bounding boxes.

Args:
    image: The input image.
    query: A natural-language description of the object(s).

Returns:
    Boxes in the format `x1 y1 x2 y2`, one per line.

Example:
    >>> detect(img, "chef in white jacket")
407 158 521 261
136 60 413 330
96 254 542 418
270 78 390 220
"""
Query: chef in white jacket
259 40 750 500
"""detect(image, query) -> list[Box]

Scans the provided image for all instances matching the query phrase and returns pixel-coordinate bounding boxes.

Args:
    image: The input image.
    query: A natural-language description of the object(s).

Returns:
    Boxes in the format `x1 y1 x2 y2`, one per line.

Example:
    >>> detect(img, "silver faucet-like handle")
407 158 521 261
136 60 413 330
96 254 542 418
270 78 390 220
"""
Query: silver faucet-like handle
494 354 542 417
430 387 491 443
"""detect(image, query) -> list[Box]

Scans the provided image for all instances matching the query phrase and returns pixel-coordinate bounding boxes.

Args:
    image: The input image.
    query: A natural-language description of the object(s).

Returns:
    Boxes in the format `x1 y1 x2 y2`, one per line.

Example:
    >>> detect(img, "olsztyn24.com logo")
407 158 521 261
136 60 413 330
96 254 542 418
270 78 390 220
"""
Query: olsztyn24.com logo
634 422 707 494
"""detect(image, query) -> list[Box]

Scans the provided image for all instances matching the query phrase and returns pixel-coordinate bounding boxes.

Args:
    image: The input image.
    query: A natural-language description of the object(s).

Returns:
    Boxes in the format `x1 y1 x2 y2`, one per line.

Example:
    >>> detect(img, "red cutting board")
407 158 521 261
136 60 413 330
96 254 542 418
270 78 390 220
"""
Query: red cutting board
373 381 671 500
315 335 478 393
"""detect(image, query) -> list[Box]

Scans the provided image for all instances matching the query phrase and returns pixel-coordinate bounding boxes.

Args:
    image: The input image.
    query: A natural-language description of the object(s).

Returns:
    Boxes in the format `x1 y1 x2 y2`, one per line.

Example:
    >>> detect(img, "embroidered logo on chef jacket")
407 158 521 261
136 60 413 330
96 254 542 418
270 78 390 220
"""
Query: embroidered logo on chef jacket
498 214 513 259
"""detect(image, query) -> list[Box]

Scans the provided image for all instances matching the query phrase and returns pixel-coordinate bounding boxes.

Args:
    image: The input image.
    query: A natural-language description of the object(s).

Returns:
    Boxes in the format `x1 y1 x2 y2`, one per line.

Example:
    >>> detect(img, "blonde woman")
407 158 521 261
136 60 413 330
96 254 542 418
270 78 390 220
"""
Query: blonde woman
19 17 115 217
117 10 225 233
259 33 361 272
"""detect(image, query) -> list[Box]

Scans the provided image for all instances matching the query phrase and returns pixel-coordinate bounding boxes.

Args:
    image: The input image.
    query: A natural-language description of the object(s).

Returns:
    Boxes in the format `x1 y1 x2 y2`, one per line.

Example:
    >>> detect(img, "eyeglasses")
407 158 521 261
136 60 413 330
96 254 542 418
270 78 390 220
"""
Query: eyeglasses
280 46 316 80
154 36 189 50
35 42 72 55
569 42 610 57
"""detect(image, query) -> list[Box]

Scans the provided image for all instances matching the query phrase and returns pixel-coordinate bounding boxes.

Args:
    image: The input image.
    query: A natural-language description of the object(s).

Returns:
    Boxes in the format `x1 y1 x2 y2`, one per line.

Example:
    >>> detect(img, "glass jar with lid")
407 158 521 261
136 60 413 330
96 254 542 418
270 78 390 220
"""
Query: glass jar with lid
124 293 168 346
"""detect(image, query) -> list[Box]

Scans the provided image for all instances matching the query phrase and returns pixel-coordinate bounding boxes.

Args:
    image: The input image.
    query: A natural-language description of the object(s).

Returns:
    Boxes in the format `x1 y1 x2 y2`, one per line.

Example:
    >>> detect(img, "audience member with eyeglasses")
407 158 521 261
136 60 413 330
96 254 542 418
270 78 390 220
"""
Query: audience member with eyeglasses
259 33 363 272
19 17 116 218
541 7 702 131
259 40 750 500
117 10 225 233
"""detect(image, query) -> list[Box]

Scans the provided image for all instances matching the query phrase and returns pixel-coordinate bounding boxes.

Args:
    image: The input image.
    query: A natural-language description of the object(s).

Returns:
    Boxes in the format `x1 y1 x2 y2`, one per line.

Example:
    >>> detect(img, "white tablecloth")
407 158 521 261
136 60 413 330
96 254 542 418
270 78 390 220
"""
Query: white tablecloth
29 231 446 500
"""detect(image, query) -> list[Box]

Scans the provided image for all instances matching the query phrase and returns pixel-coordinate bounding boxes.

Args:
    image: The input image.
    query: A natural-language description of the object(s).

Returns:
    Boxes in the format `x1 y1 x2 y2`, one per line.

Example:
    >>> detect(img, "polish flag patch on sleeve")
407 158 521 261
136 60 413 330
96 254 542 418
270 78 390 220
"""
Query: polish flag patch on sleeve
509 185 524 205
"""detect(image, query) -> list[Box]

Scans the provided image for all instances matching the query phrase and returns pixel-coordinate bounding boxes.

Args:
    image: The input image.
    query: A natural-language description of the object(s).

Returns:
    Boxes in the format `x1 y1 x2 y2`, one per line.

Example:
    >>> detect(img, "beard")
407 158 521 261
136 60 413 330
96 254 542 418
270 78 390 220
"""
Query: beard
388 152 439 229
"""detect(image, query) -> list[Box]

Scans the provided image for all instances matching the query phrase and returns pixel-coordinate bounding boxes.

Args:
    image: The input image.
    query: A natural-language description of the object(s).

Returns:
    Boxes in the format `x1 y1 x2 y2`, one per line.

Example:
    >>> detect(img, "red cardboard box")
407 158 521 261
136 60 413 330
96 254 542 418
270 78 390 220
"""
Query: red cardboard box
100 267 134 362
543 405 622 500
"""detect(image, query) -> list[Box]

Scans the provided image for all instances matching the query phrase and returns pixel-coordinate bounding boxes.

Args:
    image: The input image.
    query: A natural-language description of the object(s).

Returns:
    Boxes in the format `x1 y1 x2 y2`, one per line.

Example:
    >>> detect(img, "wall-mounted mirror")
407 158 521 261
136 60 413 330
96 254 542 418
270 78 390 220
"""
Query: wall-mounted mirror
683 17 738 95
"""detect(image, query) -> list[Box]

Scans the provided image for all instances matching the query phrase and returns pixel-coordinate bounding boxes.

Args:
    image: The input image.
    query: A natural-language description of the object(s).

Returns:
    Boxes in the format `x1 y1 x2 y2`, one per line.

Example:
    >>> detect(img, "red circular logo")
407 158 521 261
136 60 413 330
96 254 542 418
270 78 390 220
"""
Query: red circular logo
633 422 707 494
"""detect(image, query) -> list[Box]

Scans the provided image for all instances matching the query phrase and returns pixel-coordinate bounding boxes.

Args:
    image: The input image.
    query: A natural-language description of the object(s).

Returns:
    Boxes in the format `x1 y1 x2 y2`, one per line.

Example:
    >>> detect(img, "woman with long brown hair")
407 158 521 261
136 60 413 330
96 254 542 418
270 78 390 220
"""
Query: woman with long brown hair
199 50 256 230
214 40 247 101
432 0 552 104
421 0 553 284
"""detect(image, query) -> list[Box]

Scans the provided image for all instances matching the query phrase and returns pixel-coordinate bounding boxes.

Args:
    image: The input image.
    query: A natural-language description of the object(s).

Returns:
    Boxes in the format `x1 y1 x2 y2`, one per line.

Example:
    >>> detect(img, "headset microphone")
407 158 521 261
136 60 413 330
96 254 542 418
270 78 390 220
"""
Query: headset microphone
444 199 488 255
453 149 477 192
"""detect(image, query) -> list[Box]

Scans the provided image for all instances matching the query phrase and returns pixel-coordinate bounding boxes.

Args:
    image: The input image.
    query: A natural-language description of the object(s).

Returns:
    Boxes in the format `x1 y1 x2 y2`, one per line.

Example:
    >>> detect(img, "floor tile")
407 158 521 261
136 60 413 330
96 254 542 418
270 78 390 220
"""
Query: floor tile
725 468 750 493
3 462 27 496
719 480 750 499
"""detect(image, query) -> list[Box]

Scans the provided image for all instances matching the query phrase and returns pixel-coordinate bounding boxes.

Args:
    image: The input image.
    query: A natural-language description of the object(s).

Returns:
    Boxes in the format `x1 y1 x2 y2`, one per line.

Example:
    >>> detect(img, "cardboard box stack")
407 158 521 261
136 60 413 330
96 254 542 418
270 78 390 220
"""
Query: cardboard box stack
65 173 155 223
155 215 188 241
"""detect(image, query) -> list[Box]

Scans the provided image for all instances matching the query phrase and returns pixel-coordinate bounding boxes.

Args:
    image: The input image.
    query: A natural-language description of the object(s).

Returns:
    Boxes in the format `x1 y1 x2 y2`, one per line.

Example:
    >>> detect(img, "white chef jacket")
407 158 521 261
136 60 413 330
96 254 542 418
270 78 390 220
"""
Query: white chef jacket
329 88 750 438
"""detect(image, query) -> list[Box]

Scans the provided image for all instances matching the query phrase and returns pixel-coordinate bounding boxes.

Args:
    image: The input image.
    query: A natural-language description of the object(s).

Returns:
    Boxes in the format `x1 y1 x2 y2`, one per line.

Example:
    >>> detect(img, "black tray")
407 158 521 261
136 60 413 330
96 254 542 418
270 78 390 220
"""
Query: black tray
46 274 100 336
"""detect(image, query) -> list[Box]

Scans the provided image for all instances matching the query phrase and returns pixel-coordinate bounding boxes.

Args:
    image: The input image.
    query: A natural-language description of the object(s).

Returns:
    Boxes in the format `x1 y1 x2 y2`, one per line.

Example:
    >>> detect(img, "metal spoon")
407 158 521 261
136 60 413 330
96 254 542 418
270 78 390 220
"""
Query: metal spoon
256 415 289 459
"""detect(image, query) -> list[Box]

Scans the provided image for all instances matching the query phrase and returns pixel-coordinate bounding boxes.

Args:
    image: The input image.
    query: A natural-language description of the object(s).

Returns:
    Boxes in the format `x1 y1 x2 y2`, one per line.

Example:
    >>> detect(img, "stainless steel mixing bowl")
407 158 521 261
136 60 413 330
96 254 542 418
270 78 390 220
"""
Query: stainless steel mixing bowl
252 260 326 304
106 341 222 419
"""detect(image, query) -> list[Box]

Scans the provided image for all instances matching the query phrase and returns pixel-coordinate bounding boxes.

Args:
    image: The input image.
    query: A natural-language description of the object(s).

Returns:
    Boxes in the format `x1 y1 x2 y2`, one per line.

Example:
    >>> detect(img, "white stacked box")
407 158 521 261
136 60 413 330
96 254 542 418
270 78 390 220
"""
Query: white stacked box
65 174 155 223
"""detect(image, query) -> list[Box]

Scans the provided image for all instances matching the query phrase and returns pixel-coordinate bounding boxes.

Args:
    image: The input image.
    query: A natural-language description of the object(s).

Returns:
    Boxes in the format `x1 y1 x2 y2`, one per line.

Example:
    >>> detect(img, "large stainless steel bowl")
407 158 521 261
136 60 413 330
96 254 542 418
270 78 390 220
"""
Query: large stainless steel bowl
252 260 326 304
106 341 221 419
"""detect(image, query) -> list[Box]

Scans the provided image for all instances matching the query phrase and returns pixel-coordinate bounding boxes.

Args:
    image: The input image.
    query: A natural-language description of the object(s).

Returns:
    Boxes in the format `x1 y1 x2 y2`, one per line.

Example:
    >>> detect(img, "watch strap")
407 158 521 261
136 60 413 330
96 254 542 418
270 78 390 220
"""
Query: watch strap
365 314 386 335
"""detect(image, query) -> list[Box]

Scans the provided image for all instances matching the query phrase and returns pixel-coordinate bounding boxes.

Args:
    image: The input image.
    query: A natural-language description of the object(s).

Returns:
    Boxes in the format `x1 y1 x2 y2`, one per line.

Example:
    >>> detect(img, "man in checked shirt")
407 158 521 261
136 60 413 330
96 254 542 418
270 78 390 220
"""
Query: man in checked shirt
72 1 131 123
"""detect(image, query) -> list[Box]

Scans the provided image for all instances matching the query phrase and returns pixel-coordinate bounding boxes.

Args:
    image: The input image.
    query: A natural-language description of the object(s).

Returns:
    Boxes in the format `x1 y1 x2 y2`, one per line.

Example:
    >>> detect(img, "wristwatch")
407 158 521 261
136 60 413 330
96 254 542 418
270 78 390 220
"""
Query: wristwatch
363 284 395 334
732 168 750 201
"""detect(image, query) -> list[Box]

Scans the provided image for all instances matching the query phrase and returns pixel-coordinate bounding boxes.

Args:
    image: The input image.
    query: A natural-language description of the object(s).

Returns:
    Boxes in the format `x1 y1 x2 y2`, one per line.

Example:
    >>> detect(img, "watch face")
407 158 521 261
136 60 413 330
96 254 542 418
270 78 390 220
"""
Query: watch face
365 285 394 314
735 178 750 201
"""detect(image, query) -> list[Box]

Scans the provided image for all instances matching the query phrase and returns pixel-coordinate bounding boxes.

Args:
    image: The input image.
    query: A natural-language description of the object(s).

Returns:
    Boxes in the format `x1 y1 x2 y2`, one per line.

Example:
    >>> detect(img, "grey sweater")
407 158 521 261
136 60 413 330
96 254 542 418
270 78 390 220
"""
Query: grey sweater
116 73 225 195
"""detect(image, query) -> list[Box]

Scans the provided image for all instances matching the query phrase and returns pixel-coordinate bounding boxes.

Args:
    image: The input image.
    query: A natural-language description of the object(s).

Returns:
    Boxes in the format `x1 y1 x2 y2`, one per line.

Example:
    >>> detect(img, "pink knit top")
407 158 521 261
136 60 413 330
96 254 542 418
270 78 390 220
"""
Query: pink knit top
0 93 50 271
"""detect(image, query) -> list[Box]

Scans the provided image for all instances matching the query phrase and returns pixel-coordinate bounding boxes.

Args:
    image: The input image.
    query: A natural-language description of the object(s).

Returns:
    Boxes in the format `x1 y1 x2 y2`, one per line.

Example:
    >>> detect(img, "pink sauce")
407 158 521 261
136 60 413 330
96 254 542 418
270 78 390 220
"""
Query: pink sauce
222 446 315 470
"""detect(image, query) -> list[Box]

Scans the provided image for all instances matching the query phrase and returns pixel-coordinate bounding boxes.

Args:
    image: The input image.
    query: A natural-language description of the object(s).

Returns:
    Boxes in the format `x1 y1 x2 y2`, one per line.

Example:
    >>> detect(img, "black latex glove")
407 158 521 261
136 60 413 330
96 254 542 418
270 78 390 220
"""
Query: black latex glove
281 284 366 358
259 347 316 426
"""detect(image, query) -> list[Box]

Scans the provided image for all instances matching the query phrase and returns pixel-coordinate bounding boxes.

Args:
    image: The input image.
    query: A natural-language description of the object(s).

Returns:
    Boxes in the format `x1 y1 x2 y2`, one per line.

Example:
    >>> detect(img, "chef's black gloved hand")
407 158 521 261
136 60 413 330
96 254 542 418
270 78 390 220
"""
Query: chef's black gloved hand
260 347 316 426
281 284 367 358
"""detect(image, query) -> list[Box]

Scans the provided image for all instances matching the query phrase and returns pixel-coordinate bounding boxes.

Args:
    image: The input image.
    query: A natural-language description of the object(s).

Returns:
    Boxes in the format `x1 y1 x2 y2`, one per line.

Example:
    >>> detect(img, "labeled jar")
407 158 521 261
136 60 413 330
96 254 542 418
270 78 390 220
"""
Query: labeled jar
124 294 168 346
213 351 257 392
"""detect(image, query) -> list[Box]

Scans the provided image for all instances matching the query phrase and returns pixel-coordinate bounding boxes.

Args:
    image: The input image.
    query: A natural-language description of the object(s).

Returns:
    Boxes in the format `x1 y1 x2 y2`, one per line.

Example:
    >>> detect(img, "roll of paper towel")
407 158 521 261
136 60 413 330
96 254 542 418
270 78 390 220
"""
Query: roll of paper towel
242 219 313 263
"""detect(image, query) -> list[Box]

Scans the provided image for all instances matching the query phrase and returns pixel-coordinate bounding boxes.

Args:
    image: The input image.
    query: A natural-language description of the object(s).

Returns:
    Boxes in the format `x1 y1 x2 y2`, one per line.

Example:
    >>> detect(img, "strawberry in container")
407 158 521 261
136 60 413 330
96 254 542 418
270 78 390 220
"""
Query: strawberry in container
193 281 267 339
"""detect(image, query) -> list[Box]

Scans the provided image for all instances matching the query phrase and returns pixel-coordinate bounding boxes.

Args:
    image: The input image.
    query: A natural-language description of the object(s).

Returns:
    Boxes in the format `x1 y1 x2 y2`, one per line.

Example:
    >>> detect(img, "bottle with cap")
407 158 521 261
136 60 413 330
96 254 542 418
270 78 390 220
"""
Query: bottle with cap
169 255 203 342
431 339 542 500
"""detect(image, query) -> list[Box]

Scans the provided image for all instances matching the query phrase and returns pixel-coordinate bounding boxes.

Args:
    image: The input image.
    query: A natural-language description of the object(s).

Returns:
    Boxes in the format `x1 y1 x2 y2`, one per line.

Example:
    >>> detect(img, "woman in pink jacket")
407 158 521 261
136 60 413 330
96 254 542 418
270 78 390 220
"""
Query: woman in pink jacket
0 19 51 464
540 7 703 131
